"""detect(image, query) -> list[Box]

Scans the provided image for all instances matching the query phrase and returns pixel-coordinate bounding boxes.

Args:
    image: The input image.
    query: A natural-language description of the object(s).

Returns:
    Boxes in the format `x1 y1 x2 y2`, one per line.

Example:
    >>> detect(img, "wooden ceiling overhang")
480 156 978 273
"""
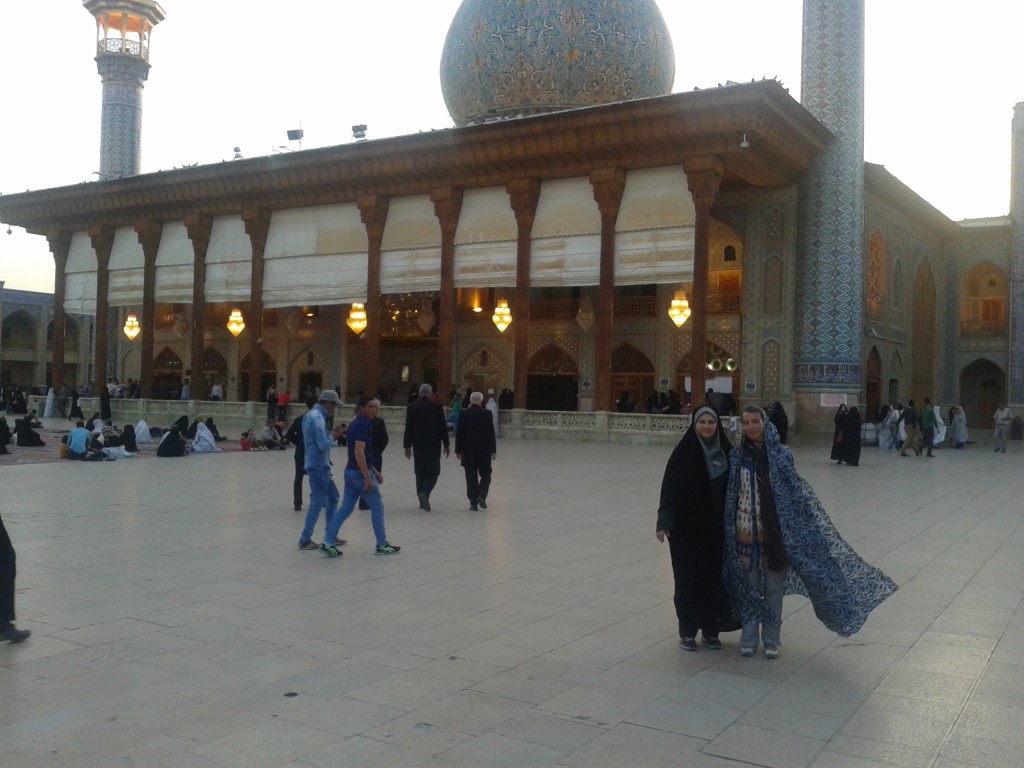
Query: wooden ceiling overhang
0 80 831 236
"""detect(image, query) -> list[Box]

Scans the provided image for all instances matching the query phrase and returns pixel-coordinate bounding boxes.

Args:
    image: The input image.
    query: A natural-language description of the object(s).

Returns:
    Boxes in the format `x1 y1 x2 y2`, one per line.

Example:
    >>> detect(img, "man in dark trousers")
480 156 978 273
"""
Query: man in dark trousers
0 512 31 643
359 399 389 510
455 391 497 511
403 383 449 511
286 402 314 511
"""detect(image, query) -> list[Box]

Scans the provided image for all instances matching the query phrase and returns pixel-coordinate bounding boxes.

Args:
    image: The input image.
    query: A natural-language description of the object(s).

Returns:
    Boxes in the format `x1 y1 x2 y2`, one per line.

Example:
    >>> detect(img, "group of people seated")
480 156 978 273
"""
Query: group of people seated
240 420 290 450
156 416 226 456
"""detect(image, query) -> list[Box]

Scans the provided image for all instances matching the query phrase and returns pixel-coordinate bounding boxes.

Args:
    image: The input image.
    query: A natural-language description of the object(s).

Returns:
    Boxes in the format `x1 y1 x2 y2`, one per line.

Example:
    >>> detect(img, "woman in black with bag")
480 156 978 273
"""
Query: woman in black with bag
656 406 739 651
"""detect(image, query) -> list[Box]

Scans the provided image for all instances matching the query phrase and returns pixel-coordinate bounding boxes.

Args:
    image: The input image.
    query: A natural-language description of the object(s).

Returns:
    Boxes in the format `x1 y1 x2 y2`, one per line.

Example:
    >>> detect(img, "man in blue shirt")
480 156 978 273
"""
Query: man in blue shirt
297 390 346 550
320 396 400 557
66 420 93 459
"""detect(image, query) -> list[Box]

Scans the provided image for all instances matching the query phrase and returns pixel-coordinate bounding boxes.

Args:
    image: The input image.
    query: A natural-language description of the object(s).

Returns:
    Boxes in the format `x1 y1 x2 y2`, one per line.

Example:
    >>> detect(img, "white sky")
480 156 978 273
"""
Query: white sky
1 0 1020 293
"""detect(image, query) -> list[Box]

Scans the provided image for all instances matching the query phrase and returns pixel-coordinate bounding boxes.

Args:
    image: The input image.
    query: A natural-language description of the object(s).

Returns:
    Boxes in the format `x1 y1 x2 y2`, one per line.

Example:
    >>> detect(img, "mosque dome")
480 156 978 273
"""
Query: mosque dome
440 0 675 127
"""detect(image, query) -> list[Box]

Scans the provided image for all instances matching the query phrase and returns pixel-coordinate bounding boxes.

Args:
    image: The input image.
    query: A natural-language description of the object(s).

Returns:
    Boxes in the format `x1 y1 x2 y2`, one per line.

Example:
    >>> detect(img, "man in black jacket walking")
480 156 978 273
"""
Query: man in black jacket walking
403 384 449 511
455 392 497 511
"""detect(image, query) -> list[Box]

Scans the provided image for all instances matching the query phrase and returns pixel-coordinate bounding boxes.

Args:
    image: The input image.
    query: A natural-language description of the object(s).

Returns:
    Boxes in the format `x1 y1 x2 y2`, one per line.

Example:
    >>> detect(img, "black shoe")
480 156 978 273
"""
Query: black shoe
293 504 302 511
0 624 30 644
479 499 487 509
702 636 722 650
470 503 478 511
679 637 697 652
418 493 431 512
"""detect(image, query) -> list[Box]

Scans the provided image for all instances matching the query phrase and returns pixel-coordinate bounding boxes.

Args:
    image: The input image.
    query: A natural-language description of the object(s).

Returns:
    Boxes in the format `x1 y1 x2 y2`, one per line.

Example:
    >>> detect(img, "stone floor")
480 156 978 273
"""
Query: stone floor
0 429 1022 767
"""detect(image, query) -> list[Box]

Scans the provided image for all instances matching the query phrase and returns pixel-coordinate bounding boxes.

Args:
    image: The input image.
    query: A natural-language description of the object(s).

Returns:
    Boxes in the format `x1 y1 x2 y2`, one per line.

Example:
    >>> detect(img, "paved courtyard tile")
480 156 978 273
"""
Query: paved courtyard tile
1 431 1023 766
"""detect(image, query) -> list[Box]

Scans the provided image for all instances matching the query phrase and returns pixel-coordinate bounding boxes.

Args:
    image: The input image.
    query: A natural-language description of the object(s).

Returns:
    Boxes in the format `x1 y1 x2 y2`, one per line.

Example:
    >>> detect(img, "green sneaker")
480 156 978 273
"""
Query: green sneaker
375 543 401 555
318 543 341 558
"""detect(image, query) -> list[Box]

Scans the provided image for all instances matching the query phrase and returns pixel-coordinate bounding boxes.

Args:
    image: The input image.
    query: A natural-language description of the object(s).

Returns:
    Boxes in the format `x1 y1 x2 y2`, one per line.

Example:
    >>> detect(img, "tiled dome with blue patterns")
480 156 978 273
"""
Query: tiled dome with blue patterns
440 0 675 127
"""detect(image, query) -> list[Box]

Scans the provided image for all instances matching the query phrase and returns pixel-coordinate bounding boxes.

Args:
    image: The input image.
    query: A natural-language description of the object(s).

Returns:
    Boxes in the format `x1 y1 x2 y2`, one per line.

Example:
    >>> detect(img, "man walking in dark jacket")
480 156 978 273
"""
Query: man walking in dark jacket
403 383 449 511
455 392 497 510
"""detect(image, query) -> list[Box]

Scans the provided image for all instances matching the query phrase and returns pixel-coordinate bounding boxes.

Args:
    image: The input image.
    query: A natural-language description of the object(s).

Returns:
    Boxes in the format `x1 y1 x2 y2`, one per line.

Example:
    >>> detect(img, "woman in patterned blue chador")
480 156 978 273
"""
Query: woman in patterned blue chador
723 406 897 659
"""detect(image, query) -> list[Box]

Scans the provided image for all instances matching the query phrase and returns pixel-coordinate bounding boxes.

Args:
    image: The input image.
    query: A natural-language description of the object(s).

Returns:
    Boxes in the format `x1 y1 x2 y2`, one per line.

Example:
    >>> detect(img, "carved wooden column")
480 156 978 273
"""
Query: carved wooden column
243 209 271 403
590 168 626 412
185 215 212 401
432 186 463 401
89 225 115 393
359 195 389 398
135 220 162 399
684 157 723 409
507 178 541 407
46 231 72 393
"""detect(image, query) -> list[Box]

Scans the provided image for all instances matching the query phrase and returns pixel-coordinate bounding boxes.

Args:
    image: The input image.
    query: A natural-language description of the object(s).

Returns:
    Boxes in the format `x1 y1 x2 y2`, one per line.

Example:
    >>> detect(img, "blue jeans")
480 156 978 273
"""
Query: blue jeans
323 468 387 548
300 466 338 543
740 567 785 649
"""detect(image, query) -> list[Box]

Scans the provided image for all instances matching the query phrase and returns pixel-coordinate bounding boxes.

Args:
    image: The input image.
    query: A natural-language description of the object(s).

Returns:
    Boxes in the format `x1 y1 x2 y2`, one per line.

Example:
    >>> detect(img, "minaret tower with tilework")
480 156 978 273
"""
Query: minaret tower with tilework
1009 103 1024 403
794 0 866 427
83 1 165 180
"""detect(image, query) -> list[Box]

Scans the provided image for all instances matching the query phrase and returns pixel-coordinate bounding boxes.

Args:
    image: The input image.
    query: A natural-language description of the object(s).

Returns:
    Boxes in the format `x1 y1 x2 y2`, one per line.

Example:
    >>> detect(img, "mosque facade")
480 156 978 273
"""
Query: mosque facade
0 0 1018 432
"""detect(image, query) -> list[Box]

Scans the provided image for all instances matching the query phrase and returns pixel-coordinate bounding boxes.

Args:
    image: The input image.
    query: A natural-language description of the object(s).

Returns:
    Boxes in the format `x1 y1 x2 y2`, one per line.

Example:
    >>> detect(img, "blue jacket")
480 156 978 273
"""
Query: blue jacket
302 404 335 472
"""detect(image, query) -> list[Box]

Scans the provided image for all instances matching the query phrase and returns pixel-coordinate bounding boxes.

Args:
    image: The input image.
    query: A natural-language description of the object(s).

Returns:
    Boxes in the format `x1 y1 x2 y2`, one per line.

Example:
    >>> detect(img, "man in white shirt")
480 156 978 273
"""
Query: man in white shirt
993 403 1013 453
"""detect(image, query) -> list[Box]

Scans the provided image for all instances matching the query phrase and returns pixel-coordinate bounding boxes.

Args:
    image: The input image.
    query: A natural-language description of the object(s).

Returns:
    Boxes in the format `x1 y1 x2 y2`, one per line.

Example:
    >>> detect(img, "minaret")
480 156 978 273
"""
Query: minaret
794 0 866 426
83 1 166 180
1009 103 1024 403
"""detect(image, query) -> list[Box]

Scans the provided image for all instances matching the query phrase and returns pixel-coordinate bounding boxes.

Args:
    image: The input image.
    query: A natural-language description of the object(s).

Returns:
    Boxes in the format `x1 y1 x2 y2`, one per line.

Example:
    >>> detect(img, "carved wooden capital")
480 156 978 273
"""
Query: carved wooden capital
358 195 390 245
46 230 72 270
590 168 627 221
183 214 213 259
242 209 271 252
135 219 163 261
431 187 464 238
506 178 541 229
88 224 115 266
683 157 724 210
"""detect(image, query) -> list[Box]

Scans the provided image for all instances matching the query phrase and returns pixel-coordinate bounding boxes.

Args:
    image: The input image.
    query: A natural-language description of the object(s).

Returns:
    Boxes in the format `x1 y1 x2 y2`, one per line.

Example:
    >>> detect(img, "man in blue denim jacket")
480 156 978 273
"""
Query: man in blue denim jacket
297 390 346 550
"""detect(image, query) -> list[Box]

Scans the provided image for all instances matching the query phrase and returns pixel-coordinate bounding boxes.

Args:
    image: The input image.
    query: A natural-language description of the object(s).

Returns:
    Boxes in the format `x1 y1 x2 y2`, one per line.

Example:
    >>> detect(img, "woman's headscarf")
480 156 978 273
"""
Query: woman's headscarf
692 405 729 480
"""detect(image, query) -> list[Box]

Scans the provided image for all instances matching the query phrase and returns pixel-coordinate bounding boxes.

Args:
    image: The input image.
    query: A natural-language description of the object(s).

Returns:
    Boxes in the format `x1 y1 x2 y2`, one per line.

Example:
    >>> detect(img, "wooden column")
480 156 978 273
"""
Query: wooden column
358 195 389 398
507 178 541 407
135 219 162 399
46 231 72 393
88 225 115 393
242 209 271 403
432 186 463 401
184 215 212 401
684 157 723 409
590 168 626 413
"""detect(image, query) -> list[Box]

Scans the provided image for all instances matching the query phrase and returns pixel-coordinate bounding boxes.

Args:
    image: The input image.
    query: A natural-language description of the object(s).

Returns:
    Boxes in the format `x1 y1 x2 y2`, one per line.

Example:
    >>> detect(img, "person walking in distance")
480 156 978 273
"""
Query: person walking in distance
319 396 400 557
403 383 450 511
455 392 497 510
993 402 1013 453
286 401 314 511
297 391 345 550
919 397 936 457
898 399 921 457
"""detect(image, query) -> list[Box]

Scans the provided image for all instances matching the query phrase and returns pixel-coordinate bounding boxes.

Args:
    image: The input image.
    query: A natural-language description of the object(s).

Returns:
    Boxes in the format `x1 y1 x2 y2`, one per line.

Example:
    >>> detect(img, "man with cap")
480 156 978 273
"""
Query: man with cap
297 390 346 550
403 383 449 511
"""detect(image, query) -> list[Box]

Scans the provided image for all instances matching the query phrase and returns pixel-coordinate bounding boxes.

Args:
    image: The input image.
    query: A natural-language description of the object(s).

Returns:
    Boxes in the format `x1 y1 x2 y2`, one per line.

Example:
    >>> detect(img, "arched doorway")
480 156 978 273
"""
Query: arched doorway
960 359 1004 429
527 344 578 411
203 347 229 398
1 309 38 386
153 347 183 399
865 346 882 421
239 349 276 403
611 343 654 410
912 260 936 400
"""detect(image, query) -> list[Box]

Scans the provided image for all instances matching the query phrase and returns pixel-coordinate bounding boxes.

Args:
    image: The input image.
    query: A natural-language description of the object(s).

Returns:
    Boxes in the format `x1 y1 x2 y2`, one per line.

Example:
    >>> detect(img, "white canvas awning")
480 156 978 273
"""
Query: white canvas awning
108 226 144 306
453 187 517 288
205 215 251 303
64 231 97 313
262 204 369 307
154 221 195 303
380 196 441 292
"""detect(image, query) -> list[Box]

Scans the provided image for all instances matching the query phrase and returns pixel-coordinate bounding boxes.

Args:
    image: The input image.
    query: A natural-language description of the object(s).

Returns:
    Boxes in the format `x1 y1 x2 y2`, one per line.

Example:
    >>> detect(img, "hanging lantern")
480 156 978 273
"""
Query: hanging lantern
667 290 692 327
123 312 140 340
226 308 246 337
576 295 595 332
417 300 435 334
346 302 368 333
172 313 189 339
492 298 511 333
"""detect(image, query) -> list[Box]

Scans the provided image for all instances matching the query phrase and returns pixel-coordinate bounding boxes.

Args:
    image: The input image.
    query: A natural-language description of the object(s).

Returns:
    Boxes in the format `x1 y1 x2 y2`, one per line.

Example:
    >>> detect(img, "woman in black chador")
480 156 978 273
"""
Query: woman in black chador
839 407 863 466
830 404 849 463
656 406 739 651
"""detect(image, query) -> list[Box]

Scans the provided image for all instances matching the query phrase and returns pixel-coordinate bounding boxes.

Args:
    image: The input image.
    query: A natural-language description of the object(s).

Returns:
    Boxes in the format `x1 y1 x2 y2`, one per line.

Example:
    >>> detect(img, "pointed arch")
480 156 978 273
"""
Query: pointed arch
611 343 654 373
528 344 578 374
960 262 1008 337
1 309 38 350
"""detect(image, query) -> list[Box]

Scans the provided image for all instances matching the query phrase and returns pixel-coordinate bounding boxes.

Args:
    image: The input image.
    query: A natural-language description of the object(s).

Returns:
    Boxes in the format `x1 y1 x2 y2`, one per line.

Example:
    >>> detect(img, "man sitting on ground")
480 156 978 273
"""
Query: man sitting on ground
66 421 94 459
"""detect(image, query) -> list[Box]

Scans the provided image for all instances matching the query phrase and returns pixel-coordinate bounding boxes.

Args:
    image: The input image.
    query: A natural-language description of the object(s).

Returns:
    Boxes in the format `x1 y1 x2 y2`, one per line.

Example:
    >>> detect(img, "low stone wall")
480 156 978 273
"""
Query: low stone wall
31 396 710 446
